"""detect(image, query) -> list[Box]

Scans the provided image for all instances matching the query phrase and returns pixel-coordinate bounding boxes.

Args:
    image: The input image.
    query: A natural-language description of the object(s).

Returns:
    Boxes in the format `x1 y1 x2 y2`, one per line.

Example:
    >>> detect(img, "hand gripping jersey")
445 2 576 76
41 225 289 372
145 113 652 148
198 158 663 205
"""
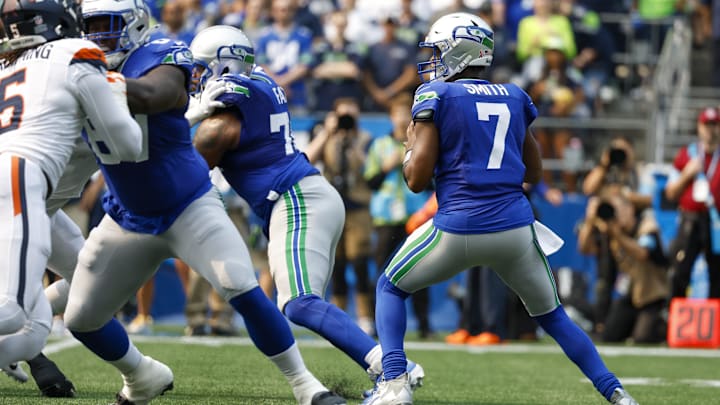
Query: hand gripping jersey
94 37 212 234
0 38 110 193
410 79 537 234
214 69 319 233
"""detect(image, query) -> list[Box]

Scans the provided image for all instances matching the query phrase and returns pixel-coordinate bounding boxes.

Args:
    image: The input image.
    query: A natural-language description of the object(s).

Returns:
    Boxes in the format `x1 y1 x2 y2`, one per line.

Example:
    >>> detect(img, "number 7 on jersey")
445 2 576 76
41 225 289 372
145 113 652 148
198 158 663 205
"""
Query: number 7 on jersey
476 102 510 170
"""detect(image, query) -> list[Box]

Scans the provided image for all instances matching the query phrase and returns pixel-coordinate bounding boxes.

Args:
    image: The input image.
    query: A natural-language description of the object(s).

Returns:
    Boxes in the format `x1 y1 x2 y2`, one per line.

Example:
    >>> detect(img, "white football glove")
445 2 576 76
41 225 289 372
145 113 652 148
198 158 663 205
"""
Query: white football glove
106 71 129 114
185 79 227 126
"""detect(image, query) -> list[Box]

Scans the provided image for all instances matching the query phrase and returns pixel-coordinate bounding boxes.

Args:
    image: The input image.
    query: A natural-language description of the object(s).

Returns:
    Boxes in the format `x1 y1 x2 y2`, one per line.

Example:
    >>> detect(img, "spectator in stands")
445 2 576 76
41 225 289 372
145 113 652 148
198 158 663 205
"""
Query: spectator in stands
155 0 195 45
339 0 382 45
396 0 428 47
516 0 576 68
305 98 375 335
294 0 324 40
183 0 215 36
633 0 683 53
364 94 434 339
557 0 615 111
361 16 419 112
579 135 651 335
588 187 669 344
220 0 247 29
311 10 366 112
665 107 720 299
239 0 270 43
528 35 586 192
255 0 314 113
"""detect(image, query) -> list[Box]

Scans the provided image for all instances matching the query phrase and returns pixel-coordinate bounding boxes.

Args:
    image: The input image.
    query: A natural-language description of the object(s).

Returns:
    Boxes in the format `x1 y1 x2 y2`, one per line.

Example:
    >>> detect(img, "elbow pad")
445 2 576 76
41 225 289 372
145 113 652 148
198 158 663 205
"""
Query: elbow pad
413 109 434 122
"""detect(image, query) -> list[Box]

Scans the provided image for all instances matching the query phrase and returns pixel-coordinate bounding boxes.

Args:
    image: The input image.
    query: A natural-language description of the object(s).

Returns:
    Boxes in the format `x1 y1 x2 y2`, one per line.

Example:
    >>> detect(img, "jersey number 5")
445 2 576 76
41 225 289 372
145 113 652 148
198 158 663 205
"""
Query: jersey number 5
0 69 26 135
475 102 510 170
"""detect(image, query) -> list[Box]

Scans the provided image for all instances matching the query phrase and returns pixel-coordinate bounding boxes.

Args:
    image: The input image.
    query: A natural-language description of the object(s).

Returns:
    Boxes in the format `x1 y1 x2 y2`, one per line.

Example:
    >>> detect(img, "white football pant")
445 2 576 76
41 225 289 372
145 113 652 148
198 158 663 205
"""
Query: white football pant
0 154 52 334
267 175 345 311
386 221 560 317
64 189 259 331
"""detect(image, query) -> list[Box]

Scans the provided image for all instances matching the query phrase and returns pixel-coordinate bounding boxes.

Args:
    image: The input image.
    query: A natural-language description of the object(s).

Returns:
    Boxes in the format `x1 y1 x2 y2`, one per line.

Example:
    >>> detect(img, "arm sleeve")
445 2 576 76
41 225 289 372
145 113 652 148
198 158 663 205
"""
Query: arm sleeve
70 64 143 163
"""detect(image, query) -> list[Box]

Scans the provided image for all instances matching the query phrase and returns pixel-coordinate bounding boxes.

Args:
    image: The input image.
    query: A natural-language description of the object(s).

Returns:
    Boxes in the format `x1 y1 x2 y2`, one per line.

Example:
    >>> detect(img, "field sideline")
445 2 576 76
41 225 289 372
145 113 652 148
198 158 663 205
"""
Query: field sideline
1 336 718 404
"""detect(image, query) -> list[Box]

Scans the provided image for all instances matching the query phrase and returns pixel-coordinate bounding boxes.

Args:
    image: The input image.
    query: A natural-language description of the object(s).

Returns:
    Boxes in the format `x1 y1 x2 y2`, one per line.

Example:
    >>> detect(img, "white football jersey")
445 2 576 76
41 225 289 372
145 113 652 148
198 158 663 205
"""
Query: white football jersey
0 38 107 193
46 138 99 215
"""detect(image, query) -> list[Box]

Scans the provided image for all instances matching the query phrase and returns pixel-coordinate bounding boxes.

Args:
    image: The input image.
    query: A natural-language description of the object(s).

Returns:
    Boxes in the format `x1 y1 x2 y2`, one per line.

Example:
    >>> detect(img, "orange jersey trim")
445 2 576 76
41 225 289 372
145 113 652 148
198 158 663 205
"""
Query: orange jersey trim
11 156 21 216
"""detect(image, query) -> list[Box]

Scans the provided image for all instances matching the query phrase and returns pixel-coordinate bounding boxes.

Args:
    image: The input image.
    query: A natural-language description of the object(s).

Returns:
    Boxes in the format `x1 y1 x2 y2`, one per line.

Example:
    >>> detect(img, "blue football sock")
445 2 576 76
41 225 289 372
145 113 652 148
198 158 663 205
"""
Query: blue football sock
71 318 129 362
229 287 295 357
376 274 410 380
534 306 622 400
284 294 377 369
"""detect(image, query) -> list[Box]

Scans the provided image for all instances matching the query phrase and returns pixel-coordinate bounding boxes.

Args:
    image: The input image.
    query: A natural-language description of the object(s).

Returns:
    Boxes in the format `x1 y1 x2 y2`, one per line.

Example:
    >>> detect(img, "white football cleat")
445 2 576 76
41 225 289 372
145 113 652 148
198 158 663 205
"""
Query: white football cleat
365 360 424 398
610 388 639 405
362 373 412 405
114 356 173 405
2 363 28 383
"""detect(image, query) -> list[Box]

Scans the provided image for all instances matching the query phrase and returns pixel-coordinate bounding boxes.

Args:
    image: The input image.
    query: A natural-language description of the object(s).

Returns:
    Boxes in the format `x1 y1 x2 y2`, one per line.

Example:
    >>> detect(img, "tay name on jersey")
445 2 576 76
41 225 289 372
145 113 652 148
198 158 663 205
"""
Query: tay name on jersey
213 69 318 233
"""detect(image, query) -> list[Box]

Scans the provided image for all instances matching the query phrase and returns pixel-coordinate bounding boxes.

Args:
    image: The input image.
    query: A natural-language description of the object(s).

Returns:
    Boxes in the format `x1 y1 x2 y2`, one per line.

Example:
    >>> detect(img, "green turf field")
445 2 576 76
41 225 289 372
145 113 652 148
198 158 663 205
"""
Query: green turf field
1 336 718 404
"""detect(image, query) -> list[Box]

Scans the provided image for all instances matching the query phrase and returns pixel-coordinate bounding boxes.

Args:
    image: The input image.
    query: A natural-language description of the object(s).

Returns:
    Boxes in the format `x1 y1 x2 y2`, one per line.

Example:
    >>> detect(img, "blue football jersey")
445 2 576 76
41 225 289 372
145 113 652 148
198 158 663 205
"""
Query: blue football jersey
410 79 537 234
214 69 319 234
98 37 211 234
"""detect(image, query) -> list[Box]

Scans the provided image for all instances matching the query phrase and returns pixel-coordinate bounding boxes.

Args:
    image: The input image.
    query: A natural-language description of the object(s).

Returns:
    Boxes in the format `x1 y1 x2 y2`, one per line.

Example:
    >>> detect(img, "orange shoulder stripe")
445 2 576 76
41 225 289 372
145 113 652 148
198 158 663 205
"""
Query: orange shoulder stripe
72 47 107 64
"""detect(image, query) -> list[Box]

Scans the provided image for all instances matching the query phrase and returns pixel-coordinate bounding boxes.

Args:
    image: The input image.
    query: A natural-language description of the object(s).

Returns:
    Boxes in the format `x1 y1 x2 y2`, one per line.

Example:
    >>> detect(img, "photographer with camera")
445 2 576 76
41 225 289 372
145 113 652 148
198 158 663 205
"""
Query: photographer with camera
306 98 375 334
582 136 652 210
579 135 652 335
579 187 669 343
664 107 720 299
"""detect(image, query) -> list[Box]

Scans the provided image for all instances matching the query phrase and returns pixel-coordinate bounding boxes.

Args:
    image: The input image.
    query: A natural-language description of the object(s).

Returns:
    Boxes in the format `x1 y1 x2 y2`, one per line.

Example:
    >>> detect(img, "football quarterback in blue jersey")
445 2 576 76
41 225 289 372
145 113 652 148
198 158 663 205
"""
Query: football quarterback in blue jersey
186 25 425 397
364 13 639 405
60 1 346 404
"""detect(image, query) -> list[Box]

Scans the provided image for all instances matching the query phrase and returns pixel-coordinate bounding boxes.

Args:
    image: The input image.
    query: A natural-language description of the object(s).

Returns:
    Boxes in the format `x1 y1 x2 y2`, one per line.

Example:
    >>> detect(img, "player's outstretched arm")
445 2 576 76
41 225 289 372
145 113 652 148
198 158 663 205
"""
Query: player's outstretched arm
74 69 143 162
125 65 188 115
522 129 542 184
403 120 438 193
193 110 241 168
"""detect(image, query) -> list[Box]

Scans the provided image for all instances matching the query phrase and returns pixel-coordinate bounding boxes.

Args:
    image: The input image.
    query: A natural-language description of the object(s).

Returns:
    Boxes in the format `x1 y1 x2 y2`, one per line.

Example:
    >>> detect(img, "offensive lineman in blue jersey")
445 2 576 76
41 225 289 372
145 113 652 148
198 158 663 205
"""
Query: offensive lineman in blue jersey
364 13 640 405
60 1 347 404
186 25 424 397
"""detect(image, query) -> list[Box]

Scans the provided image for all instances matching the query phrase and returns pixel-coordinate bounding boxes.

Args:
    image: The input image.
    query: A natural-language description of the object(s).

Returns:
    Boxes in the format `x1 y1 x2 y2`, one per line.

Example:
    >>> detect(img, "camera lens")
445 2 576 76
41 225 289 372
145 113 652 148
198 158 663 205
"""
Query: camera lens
608 148 627 166
337 114 356 130
596 202 615 220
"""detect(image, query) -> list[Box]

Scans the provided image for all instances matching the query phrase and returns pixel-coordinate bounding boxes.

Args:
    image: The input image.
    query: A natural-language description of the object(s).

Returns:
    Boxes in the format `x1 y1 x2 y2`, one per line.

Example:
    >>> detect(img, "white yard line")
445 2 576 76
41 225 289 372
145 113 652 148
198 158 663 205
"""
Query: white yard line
43 335 720 358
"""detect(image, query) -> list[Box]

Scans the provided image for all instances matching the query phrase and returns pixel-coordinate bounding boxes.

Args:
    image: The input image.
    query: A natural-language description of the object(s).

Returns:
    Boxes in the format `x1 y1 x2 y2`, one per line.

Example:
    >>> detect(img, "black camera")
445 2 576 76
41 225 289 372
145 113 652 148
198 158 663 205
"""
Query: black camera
596 201 615 220
608 148 627 167
337 114 356 130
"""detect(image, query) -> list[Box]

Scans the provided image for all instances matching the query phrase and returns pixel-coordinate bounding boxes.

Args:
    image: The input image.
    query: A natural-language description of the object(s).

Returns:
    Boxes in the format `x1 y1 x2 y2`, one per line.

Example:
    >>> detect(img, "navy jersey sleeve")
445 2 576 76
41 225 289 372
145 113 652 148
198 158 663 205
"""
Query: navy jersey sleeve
411 82 445 121
121 37 194 86
513 84 538 125
214 75 252 109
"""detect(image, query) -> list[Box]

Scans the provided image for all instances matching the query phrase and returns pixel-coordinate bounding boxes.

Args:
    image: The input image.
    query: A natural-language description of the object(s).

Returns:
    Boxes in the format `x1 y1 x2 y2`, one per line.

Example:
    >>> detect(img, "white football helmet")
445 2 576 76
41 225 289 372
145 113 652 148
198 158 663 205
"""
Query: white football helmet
418 12 494 83
189 25 255 94
81 0 151 69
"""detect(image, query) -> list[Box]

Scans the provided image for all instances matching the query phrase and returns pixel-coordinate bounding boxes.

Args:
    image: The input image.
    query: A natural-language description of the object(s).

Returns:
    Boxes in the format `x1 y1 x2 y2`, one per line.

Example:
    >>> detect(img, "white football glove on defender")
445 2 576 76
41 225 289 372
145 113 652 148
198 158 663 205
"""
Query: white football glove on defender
106 71 129 114
185 79 227 126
